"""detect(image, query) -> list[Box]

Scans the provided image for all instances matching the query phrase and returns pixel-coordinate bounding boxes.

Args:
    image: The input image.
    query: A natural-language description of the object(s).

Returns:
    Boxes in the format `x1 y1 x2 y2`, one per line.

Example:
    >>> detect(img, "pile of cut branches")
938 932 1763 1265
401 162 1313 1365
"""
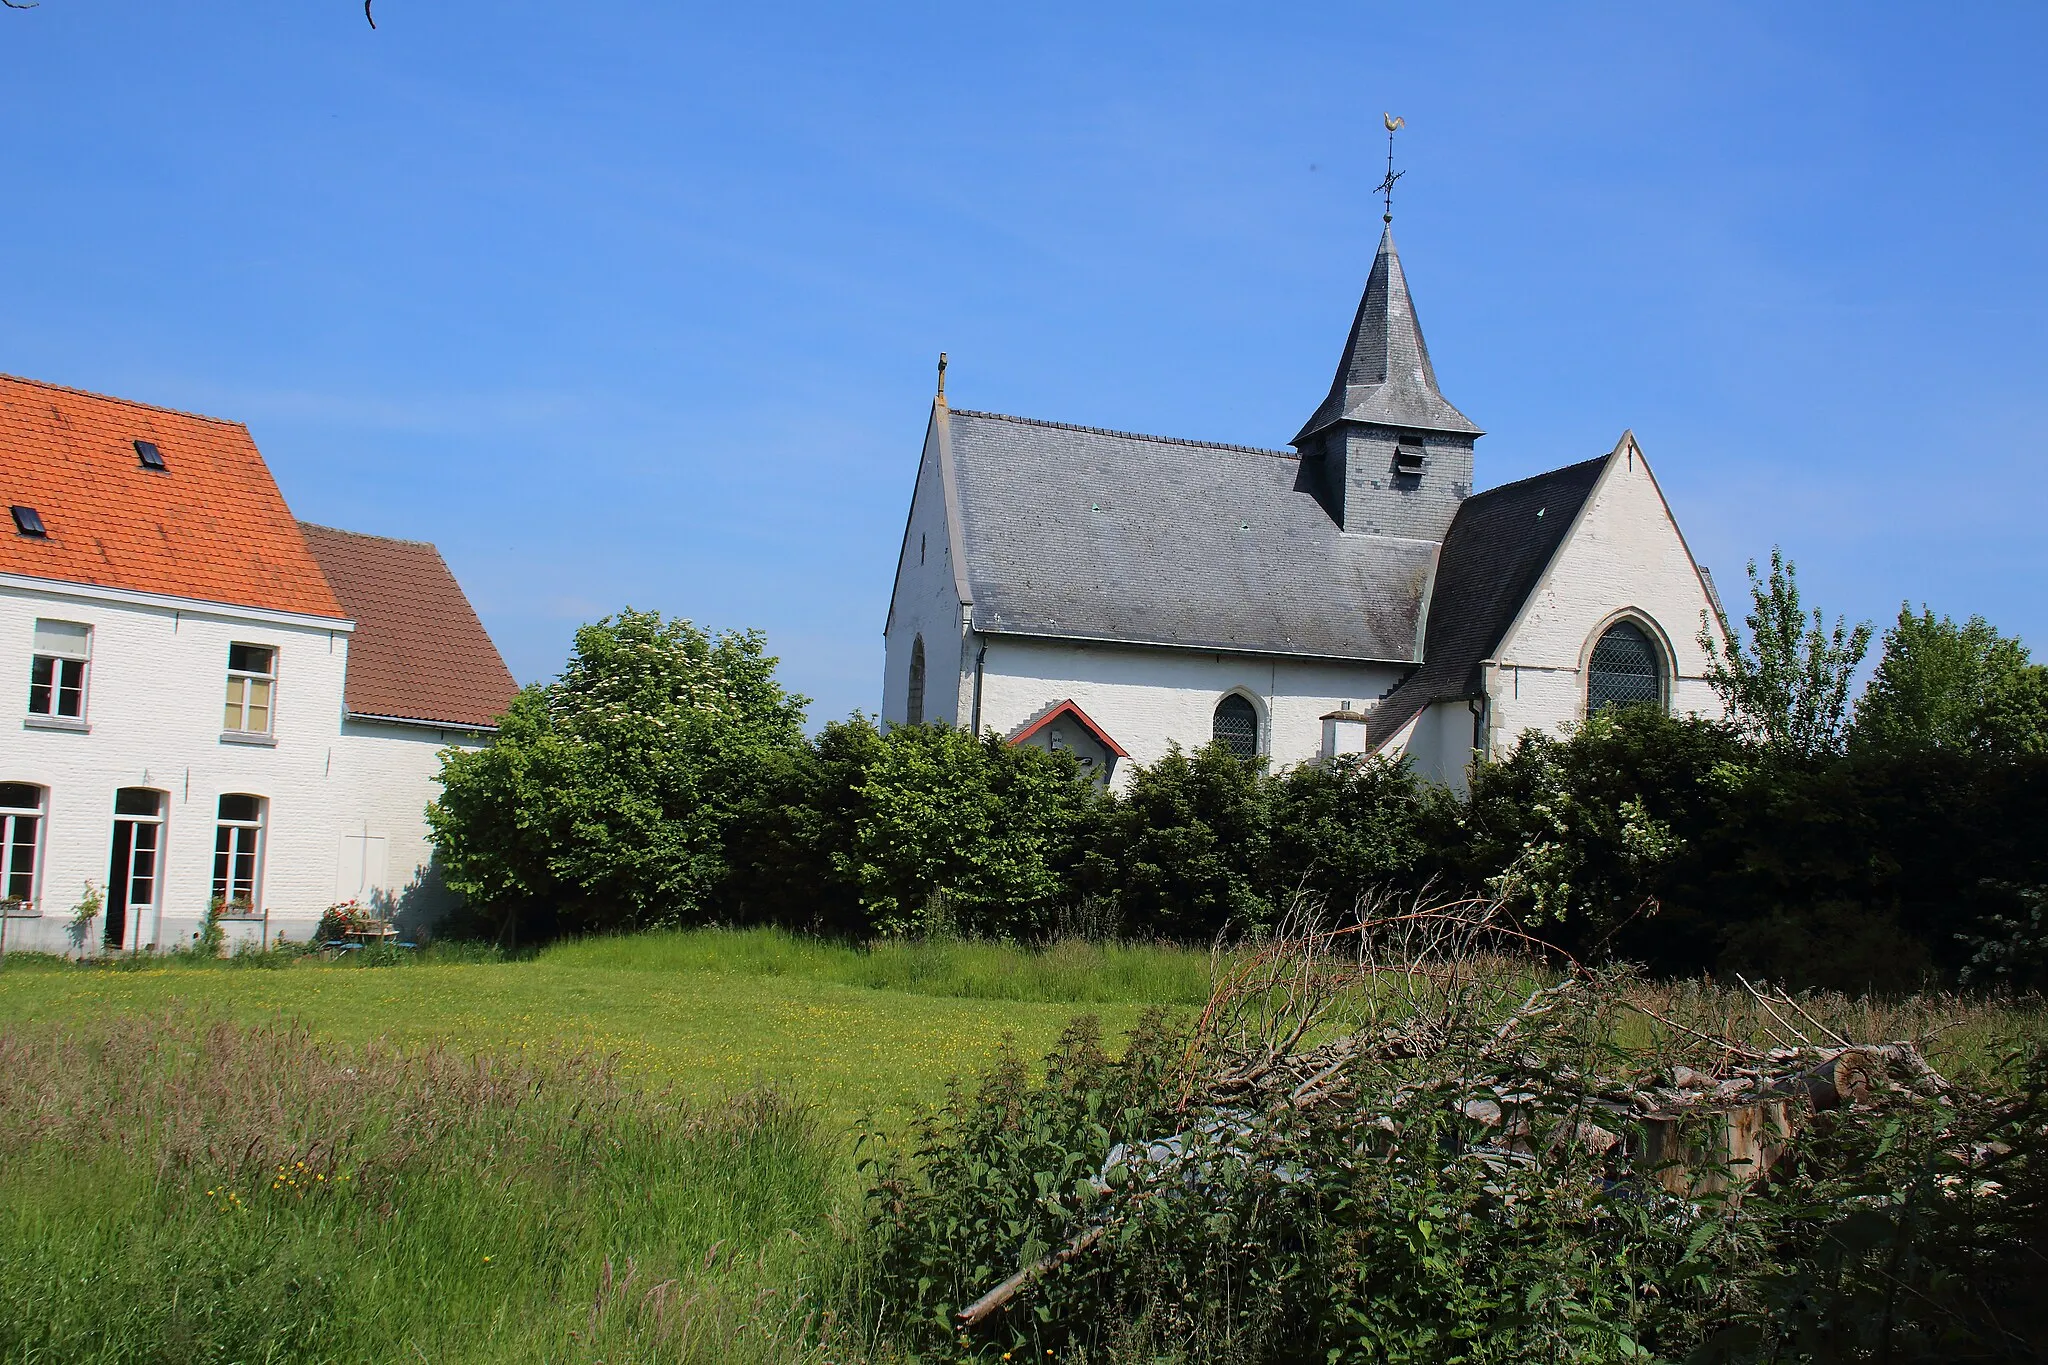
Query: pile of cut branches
859 893 2048 1364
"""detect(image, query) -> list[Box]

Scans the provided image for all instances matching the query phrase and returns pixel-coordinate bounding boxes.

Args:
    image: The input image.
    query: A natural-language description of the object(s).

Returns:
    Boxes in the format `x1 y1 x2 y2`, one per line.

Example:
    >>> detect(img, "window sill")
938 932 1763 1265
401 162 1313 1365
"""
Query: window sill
1 908 40 919
212 912 266 922
23 714 89 733
218 730 278 748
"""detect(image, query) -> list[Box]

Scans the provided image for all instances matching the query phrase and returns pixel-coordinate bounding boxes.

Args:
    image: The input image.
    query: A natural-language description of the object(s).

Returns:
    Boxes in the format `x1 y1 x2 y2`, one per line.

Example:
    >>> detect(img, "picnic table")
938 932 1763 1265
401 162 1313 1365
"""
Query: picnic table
318 918 410 957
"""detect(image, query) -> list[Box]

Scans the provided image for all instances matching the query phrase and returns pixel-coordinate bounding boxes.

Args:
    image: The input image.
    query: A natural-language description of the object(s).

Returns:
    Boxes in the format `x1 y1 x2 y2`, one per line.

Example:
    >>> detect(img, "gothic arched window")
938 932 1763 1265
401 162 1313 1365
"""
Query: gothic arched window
906 636 926 726
1212 693 1259 759
1587 620 1665 715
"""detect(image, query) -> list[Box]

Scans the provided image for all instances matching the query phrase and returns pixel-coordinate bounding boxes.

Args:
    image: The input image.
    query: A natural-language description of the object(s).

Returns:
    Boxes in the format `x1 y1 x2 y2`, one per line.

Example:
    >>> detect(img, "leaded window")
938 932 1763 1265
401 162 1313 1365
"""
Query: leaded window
1213 694 1259 760
1587 620 1664 714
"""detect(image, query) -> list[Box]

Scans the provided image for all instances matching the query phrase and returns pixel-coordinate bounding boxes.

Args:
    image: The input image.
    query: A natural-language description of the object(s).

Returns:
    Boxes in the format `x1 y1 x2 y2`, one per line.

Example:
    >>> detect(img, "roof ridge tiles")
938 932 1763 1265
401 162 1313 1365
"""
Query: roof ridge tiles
0 371 244 428
296 520 440 551
949 408 1297 460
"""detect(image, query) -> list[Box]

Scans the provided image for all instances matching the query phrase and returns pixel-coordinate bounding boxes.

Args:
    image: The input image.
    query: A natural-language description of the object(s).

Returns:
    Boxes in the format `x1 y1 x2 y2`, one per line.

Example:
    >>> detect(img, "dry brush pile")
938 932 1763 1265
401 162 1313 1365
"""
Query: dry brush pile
859 895 2048 1364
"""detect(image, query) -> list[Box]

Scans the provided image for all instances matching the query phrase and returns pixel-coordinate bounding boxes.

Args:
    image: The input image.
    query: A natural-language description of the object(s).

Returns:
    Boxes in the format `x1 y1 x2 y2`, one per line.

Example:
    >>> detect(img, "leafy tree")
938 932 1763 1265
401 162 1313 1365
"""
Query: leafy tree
1457 706 1746 963
1699 549 1871 760
428 609 807 939
1852 605 2048 759
1085 744 1274 939
721 714 888 935
1265 754 1437 910
837 723 1103 939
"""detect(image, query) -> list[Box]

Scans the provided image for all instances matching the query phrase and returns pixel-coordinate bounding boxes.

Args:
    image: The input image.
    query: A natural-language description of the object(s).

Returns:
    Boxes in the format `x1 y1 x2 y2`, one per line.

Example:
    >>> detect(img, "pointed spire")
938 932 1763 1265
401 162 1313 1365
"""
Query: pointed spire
1292 227 1481 446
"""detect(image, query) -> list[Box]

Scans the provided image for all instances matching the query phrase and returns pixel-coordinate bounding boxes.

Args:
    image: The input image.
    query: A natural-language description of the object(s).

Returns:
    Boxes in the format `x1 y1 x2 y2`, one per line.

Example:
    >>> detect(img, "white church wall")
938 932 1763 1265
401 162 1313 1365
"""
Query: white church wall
1375 699 1481 793
975 634 1407 785
882 413 970 728
0 578 355 954
1485 440 1724 751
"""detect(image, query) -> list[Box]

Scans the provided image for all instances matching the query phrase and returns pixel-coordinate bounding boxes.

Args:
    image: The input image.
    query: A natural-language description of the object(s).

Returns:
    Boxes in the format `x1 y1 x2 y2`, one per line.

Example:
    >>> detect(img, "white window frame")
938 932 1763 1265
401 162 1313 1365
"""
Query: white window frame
111 787 167 947
28 620 91 723
222 643 278 737
211 794 267 916
0 783 47 915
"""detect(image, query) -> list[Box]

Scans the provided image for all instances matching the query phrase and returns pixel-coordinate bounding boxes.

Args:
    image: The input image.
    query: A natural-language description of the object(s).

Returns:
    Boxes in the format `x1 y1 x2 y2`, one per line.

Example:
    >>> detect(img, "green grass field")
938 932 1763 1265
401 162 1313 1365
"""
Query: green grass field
3 929 2042 1363
0 929 1211 1124
0 930 1214 1363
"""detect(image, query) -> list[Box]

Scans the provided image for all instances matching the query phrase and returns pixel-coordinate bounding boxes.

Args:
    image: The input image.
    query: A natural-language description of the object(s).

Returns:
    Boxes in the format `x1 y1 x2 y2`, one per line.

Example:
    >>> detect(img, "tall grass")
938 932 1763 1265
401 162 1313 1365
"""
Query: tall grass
0 1012 845 1363
541 926 1219 1005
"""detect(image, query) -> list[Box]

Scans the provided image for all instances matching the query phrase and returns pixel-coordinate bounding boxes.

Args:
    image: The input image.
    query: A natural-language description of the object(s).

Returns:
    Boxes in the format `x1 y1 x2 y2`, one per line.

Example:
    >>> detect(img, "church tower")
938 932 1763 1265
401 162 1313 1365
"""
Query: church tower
1291 226 1482 542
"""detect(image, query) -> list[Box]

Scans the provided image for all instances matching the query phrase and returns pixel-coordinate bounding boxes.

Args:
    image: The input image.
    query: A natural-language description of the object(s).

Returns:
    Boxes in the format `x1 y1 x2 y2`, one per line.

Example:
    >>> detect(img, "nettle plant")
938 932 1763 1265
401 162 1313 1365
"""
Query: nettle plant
857 902 1740 1364
856 896 2048 1365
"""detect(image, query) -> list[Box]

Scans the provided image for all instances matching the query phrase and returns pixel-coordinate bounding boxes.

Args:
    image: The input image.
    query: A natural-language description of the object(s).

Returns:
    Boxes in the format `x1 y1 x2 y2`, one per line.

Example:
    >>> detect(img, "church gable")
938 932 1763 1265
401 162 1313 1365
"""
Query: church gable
1363 454 1608 750
1486 433 1724 743
882 403 971 726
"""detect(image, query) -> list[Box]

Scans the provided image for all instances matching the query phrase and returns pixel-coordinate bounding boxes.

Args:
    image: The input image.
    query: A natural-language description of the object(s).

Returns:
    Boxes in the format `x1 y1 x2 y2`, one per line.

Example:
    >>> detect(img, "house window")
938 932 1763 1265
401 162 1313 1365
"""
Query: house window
1587 620 1665 714
212 793 266 914
1212 693 1259 760
222 644 276 734
28 620 90 719
906 637 926 726
0 783 45 912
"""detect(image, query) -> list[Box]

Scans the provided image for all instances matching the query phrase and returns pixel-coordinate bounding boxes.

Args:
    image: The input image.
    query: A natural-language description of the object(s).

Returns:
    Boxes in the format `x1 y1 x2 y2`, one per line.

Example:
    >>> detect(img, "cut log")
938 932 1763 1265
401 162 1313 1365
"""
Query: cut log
957 1225 1106 1330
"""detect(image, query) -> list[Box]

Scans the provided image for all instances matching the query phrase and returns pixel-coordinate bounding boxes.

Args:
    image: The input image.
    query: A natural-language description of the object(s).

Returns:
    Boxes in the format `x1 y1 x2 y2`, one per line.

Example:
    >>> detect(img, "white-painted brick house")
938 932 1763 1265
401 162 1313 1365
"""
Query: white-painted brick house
0 375 517 954
884 227 1725 790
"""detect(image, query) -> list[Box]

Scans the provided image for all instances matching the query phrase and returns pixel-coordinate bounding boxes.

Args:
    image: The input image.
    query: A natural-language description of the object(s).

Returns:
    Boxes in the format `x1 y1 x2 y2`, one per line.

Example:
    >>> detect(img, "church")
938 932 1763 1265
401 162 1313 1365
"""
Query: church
881 222 1725 791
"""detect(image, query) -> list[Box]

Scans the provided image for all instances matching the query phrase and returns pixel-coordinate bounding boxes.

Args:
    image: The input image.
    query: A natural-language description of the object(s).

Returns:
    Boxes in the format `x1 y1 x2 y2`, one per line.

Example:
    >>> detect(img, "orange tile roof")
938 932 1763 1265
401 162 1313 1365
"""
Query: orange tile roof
0 373 346 619
300 523 519 728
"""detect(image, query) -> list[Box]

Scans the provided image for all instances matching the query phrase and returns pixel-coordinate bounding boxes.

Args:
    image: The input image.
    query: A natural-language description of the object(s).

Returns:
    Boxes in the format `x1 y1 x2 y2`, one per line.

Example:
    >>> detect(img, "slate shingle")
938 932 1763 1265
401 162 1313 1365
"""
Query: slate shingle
947 409 1434 663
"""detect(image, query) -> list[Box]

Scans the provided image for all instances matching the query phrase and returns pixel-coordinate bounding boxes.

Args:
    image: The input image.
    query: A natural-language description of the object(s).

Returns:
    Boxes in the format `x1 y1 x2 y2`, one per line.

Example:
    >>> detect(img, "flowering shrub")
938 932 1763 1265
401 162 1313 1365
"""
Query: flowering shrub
316 900 376 941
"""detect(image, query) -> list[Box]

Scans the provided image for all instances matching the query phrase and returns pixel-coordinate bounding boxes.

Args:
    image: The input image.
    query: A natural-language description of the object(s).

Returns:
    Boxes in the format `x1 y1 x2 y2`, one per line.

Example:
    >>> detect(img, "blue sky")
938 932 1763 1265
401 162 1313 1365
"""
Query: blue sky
4 3 2043 722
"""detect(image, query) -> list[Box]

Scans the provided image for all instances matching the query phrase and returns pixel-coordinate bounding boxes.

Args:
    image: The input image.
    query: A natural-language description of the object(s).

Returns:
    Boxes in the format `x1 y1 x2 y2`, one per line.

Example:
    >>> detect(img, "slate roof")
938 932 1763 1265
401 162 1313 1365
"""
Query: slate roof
1293 227 1482 445
300 523 518 728
946 408 1437 663
1365 454 1610 744
0 373 347 619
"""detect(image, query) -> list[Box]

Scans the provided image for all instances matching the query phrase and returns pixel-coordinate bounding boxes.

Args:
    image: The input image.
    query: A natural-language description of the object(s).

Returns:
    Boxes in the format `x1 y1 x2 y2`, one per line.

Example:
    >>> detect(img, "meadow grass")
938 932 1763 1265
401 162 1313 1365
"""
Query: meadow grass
2 930 2044 1363
0 931 1202 1127
0 1012 842 1364
538 926 1218 1005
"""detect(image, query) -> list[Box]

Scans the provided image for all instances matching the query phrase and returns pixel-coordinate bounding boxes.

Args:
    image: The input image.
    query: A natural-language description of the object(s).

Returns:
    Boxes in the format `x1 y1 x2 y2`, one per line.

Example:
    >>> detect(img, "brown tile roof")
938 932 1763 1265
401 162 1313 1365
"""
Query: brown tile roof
0 373 347 619
300 523 518 728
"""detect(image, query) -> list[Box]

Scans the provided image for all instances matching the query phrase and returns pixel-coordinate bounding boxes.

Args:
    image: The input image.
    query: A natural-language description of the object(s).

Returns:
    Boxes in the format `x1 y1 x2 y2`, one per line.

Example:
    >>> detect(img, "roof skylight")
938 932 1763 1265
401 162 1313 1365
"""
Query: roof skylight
11 505 48 537
134 440 167 471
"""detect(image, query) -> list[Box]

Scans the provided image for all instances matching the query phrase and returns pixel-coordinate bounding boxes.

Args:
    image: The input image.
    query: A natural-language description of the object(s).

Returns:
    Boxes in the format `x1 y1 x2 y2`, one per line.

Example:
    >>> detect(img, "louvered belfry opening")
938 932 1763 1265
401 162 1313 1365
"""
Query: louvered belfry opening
1212 693 1259 759
1587 620 1664 714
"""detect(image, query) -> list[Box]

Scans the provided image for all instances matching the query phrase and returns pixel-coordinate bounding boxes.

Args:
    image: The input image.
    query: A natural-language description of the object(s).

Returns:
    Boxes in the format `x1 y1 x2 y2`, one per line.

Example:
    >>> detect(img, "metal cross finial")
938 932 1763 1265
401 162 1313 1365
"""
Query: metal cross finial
937 351 948 399
1376 113 1406 224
